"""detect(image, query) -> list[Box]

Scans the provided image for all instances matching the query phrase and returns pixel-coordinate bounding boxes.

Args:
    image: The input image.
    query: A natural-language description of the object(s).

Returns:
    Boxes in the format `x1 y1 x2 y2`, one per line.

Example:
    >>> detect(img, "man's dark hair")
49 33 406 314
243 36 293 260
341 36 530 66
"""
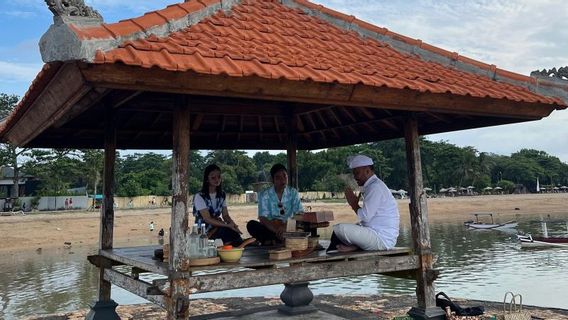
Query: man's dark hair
270 163 287 179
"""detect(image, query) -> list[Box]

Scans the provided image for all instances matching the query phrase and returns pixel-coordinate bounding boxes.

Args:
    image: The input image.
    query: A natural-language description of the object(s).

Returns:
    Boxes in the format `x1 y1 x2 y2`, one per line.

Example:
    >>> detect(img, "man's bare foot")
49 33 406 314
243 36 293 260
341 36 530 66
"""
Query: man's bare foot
337 244 359 252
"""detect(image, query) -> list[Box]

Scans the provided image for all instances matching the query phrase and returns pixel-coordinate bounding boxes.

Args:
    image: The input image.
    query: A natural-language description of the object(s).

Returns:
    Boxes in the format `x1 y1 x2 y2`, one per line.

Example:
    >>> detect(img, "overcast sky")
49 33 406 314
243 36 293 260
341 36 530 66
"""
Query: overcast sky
1 0 567 162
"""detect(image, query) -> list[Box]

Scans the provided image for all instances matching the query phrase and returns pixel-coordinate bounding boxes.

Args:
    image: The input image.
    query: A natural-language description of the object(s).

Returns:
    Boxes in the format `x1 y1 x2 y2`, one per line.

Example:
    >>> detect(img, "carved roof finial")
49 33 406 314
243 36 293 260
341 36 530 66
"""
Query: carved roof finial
45 0 102 21
531 66 568 81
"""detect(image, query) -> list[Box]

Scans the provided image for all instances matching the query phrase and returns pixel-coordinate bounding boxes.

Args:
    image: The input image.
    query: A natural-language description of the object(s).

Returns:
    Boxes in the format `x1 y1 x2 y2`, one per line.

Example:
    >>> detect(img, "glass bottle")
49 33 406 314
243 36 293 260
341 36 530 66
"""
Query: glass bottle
207 239 217 258
199 223 209 257
189 223 199 258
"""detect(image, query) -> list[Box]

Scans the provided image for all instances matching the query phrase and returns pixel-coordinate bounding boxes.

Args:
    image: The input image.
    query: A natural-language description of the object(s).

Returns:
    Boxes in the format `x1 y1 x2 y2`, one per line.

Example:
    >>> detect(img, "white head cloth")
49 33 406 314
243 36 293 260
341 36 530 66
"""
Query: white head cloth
347 155 374 169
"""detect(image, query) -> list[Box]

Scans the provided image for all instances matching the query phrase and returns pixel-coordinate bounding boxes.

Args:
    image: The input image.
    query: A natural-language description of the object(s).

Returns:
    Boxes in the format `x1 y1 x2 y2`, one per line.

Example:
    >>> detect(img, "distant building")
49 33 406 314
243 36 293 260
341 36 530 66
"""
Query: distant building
0 166 39 198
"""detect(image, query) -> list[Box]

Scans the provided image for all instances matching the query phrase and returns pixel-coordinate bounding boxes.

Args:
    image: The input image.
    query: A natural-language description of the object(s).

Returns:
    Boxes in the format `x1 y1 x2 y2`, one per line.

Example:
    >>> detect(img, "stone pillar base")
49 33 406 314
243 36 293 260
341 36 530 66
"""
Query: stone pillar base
407 306 446 320
85 300 121 320
278 282 318 315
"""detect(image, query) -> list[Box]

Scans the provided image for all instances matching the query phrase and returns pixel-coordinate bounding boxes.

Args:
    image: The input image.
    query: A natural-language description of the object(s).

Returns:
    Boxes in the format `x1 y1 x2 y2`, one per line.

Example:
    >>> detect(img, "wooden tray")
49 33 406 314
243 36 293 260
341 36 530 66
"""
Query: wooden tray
188 256 220 266
291 246 316 258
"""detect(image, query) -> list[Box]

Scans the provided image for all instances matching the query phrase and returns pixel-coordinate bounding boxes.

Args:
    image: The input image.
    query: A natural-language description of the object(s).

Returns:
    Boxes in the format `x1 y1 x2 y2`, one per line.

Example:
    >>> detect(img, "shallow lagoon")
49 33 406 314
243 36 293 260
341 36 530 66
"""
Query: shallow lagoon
1 212 567 319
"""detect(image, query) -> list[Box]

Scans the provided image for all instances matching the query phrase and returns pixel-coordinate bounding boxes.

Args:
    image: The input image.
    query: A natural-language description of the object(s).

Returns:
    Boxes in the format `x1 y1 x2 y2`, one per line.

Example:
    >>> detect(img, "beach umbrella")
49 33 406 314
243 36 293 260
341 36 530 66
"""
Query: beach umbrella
467 186 475 189
423 187 432 191
483 186 493 190
494 186 503 190
561 186 568 189
553 187 559 190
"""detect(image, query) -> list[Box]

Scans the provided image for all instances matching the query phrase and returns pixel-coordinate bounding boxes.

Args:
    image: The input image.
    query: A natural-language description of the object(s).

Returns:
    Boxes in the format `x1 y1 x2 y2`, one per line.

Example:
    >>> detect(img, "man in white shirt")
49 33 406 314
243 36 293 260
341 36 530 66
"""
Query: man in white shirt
327 155 400 252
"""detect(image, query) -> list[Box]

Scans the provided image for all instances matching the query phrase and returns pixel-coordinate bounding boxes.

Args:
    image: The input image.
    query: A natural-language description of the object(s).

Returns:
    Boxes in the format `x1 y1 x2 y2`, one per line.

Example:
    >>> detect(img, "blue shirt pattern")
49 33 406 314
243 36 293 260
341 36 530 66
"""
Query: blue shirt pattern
257 186 304 221
192 192 225 231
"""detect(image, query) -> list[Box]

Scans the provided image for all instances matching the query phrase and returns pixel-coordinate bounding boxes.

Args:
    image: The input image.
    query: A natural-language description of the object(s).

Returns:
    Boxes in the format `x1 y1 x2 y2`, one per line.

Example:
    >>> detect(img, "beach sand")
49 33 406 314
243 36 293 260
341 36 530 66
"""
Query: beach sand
1 193 567 253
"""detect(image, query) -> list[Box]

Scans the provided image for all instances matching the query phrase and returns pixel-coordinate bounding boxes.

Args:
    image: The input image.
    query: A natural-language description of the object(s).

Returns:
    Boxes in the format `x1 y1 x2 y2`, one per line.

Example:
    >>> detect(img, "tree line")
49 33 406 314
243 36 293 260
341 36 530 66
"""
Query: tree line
2 93 567 197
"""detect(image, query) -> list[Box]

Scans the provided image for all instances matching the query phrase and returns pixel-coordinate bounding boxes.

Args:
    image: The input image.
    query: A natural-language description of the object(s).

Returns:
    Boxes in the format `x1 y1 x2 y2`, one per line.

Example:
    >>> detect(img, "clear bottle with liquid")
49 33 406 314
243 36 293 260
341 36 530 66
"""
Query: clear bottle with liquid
199 223 209 257
189 223 199 258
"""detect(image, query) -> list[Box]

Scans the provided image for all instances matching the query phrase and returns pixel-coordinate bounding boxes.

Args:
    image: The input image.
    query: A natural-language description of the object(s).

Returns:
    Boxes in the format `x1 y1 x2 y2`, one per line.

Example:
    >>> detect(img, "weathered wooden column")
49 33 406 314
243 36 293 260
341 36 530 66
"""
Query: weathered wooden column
280 109 316 316
167 102 191 320
404 116 444 320
287 113 298 189
86 104 120 320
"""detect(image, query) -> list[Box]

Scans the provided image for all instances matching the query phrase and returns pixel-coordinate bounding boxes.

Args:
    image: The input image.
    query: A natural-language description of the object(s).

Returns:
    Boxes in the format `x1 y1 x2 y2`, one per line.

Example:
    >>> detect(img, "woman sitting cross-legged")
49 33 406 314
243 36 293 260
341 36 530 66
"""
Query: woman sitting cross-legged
193 164 243 246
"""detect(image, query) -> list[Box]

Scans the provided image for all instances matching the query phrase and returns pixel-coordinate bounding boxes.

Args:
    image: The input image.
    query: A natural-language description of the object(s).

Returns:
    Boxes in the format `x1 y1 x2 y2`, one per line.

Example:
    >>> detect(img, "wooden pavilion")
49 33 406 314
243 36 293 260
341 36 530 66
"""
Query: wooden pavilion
1 0 567 319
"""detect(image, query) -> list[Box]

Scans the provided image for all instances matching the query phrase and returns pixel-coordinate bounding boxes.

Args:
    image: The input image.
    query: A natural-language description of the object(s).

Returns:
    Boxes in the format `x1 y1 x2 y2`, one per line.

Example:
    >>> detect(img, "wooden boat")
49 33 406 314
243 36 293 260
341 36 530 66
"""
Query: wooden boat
517 234 568 248
518 219 568 248
464 212 518 230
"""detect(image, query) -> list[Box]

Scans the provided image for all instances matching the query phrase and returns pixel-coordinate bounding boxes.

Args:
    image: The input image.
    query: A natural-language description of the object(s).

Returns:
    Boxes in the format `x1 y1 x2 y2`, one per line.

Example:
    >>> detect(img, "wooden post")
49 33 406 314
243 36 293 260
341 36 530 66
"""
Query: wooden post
404 116 444 320
287 111 298 189
168 101 191 320
86 103 120 320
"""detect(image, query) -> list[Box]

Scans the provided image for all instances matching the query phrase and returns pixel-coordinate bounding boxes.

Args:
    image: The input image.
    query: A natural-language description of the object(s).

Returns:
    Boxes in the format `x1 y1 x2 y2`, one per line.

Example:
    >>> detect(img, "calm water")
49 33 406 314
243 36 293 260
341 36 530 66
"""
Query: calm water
1 213 568 319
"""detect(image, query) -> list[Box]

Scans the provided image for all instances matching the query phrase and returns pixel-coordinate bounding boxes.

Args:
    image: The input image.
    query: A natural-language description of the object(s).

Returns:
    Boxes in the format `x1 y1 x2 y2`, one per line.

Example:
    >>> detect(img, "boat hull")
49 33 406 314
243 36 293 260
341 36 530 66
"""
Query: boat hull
517 235 568 248
466 221 518 230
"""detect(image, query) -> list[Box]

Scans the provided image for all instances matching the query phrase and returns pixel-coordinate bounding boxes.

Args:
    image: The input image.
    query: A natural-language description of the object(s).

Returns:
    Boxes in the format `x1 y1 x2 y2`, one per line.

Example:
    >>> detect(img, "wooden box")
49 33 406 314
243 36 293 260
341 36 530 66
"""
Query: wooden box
295 210 334 223
285 237 308 251
269 249 292 260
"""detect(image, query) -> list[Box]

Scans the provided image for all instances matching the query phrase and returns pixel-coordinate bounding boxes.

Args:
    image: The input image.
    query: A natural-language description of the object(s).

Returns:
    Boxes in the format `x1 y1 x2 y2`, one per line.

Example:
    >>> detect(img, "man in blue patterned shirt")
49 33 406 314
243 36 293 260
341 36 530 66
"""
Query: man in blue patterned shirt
247 164 304 245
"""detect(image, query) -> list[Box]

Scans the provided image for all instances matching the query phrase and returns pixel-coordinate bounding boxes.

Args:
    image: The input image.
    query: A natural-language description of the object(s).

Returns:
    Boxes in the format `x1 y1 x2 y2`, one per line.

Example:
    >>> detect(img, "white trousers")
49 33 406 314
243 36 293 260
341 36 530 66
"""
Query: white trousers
333 223 387 251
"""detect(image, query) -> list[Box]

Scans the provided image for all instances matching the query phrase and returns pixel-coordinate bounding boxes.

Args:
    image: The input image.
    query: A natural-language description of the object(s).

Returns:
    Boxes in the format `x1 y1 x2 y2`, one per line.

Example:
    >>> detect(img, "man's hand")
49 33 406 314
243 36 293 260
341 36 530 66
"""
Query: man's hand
344 187 361 213
227 221 242 234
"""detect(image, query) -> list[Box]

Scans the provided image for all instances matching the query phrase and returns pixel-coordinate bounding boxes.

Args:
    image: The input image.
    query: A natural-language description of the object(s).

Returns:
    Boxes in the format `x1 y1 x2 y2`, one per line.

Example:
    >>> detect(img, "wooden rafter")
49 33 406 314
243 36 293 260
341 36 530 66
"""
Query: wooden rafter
327 108 343 126
192 114 204 131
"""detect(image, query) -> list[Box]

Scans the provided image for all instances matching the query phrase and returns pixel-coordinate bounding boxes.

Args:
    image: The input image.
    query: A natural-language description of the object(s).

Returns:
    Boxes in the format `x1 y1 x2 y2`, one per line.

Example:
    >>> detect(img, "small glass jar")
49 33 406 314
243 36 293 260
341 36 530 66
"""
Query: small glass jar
207 240 217 258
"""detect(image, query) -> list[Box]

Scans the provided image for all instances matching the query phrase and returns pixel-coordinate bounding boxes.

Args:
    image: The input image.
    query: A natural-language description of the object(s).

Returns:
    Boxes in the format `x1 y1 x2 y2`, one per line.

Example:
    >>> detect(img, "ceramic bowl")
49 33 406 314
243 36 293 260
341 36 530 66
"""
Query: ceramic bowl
217 247 244 262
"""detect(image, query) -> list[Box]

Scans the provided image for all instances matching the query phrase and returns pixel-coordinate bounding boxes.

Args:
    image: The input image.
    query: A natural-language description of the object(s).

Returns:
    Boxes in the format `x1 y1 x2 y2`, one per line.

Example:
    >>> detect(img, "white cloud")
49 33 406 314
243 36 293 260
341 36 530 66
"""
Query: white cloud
85 0 173 16
314 0 568 162
428 109 568 161
0 61 42 83
3 11 37 18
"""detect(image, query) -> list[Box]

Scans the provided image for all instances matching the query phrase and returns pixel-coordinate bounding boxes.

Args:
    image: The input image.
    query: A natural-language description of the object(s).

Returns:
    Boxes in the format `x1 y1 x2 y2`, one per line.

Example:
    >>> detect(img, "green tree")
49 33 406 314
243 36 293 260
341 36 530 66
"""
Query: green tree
80 149 104 195
497 179 515 194
23 149 83 195
0 93 18 119
0 93 31 198
205 150 256 190
116 153 171 196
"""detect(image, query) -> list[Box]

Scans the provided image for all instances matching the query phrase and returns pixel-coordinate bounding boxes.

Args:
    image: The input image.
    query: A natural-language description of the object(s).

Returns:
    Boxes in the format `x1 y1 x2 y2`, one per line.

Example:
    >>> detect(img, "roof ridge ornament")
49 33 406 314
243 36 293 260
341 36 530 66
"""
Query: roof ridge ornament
531 66 568 81
45 0 103 23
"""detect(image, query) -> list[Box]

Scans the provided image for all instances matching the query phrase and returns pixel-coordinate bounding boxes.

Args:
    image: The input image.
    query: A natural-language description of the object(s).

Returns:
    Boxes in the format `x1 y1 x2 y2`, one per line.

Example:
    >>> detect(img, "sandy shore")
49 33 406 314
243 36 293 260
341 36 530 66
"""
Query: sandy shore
1 193 567 253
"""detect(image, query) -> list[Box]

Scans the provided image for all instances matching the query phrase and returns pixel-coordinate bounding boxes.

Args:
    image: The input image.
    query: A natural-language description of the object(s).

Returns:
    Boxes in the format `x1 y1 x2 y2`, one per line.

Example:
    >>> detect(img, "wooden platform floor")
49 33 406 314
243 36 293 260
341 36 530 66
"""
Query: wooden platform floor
100 242 412 276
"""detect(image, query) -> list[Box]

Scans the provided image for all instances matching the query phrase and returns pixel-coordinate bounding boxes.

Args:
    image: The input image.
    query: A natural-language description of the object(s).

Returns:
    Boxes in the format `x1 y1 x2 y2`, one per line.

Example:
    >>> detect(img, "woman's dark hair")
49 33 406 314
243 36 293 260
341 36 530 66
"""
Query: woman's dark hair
270 163 287 180
200 164 224 198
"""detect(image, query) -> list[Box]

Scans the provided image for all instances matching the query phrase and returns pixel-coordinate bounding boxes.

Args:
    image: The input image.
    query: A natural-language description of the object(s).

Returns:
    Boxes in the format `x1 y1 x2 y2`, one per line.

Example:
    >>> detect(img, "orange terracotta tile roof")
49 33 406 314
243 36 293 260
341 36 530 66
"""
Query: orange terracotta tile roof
76 0 563 107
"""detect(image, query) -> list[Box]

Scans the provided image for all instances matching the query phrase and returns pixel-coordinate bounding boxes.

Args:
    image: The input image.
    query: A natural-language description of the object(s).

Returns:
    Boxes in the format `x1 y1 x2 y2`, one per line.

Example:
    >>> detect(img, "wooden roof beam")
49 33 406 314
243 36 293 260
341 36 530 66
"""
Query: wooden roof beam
380 118 400 131
110 90 143 109
192 114 204 131
80 64 557 120
328 108 343 126
425 112 452 123
357 106 376 120
315 111 329 128
340 107 357 123
258 115 264 143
